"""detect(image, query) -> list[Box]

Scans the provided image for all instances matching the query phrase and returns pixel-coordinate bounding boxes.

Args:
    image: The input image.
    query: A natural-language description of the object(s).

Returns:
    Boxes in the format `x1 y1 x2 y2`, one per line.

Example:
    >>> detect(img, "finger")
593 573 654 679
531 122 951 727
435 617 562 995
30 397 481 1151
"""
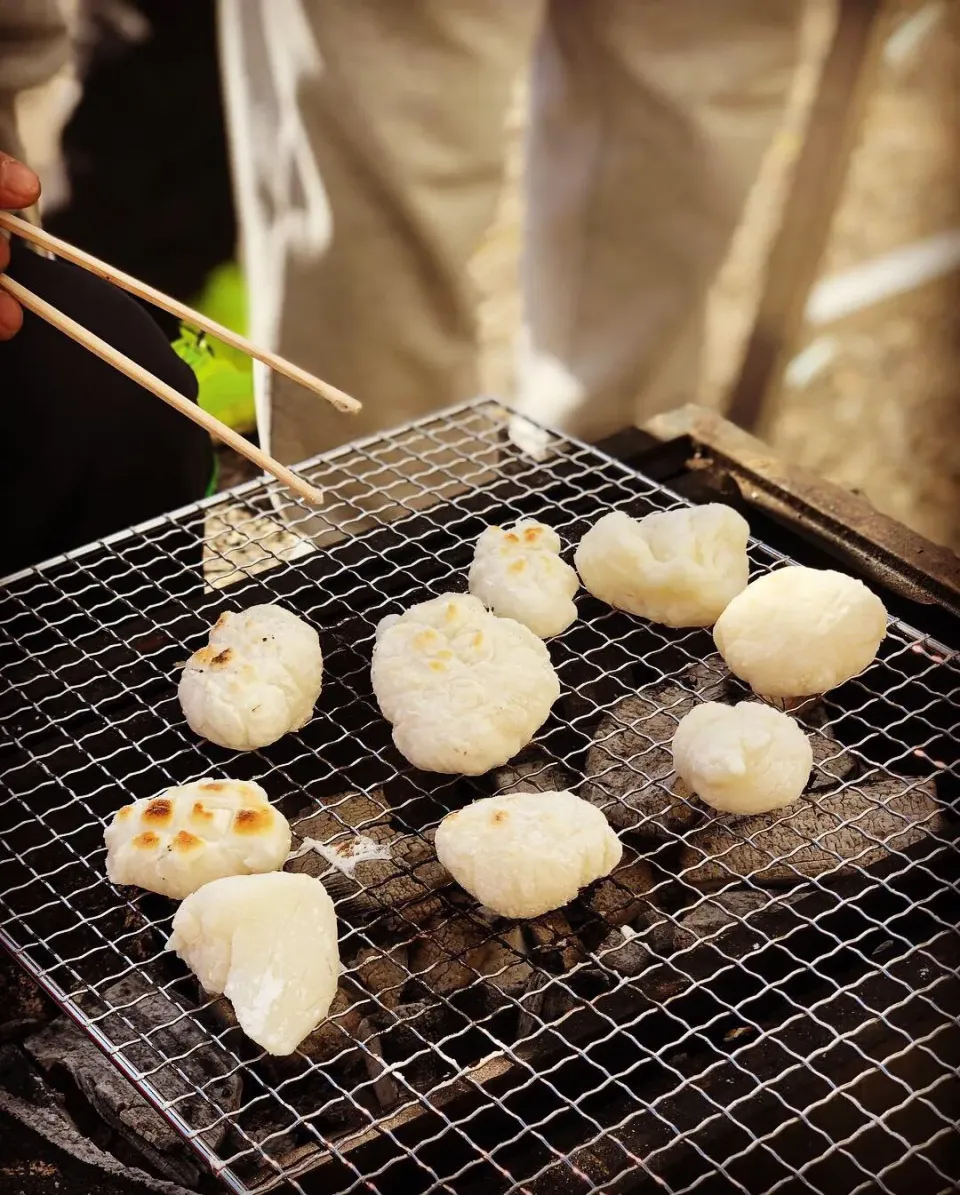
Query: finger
0 290 23 340
0 152 41 210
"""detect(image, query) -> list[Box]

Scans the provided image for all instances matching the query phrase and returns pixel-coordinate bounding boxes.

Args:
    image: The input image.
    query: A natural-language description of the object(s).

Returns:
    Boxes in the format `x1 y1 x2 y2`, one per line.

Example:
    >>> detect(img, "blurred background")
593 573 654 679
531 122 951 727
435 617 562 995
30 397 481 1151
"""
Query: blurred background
14 0 960 551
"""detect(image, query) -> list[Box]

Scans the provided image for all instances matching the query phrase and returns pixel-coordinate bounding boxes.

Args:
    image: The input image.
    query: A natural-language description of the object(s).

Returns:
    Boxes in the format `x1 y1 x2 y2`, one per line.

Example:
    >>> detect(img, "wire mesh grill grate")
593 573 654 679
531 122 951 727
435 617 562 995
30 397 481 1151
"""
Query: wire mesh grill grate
0 400 957 1195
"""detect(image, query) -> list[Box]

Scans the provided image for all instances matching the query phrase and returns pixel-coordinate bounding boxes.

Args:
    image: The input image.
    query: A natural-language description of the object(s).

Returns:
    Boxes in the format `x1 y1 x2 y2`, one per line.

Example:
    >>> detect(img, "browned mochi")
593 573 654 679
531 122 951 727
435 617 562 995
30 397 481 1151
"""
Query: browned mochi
105 780 292 899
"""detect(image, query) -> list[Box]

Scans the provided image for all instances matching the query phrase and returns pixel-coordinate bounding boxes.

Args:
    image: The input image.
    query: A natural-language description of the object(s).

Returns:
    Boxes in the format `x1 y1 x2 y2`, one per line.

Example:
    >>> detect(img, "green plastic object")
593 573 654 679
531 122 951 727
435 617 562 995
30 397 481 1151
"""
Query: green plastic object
204 452 220 499
172 262 257 434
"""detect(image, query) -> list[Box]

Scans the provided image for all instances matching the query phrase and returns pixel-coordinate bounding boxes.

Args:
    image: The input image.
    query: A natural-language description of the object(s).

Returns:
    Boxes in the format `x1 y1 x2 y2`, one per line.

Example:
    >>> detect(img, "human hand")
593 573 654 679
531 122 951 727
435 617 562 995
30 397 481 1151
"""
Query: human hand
0 151 42 340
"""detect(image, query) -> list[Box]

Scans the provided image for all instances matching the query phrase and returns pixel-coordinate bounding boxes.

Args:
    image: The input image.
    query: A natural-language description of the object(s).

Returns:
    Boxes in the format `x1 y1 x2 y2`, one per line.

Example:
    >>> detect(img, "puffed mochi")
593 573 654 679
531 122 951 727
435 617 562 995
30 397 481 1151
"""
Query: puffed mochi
713 566 887 697
370 594 560 775
574 504 750 627
178 604 323 751
166 871 339 1056
672 702 813 815
435 790 622 918
105 779 291 899
468 519 579 638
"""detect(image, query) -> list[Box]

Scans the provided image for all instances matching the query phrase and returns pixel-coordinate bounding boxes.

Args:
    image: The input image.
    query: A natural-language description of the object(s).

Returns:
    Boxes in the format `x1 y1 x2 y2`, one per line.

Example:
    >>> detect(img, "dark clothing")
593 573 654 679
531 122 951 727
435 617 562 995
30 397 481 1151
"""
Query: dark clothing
0 238 212 575
44 0 236 339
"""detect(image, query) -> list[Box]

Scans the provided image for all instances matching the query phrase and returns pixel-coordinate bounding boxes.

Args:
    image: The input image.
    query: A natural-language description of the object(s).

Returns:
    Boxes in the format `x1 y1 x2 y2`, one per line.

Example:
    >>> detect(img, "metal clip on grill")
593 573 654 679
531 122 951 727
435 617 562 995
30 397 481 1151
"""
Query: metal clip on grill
0 400 957 1194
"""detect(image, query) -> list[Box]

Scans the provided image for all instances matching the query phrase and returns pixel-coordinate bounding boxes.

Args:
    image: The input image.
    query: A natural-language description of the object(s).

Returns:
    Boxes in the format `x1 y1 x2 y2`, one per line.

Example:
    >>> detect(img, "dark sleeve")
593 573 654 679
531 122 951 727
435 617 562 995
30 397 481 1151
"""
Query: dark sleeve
0 238 214 576
44 0 236 338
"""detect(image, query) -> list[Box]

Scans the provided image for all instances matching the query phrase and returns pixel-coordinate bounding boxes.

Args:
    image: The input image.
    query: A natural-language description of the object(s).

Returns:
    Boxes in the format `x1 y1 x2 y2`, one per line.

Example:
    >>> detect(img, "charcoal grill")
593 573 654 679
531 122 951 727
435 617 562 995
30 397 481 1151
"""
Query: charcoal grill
1 399 957 1195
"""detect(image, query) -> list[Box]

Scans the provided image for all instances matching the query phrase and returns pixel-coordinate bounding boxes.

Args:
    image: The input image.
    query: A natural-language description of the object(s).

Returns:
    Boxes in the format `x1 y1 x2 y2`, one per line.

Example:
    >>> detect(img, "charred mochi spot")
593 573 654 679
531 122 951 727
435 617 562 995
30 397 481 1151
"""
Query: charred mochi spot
233 807 273 835
142 798 173 826
172 830 203 852
132 831 160 849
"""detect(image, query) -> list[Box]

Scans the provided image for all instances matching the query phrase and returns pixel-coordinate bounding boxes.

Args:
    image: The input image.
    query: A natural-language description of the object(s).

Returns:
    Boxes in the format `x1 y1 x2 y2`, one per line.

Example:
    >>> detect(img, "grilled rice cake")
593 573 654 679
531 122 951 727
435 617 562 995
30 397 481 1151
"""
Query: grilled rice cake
105 779 290 899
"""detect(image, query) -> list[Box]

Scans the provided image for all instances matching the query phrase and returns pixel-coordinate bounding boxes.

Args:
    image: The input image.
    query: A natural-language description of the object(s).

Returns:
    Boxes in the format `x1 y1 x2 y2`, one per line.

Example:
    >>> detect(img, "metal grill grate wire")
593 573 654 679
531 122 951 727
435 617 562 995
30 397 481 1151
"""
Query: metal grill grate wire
0 400 956 1195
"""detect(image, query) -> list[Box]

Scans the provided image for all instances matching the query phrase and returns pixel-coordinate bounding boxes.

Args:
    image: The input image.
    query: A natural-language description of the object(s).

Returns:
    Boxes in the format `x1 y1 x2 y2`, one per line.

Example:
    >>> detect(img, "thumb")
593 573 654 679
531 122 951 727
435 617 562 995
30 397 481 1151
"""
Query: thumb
0 152 41 210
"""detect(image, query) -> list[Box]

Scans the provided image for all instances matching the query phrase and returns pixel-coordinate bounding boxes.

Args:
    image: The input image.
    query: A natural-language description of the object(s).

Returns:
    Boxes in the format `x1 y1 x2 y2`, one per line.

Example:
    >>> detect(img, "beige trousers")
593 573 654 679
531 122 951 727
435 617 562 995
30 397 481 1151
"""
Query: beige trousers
220 0 801 464
0 0 70 164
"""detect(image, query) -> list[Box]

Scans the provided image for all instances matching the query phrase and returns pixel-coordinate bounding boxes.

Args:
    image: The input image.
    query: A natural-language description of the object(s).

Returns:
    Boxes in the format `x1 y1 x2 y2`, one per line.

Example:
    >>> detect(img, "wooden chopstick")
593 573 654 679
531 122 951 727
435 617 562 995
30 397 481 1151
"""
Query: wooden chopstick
0 272 324 506
0 210 361 415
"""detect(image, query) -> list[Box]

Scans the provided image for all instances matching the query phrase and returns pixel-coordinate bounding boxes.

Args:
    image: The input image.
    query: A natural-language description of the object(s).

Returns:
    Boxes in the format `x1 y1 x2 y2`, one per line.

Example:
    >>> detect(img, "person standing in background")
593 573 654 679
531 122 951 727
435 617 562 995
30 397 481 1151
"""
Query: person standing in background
10 0 256 435
219 0 802 465
45 0 237 342
0 0 214 570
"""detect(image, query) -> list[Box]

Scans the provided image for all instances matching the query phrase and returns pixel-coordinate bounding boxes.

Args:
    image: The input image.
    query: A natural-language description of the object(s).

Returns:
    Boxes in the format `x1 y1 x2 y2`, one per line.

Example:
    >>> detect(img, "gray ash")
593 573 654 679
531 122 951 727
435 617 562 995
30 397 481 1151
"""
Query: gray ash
26 974 242 1188
488 750 576 795
580 663 729 837
680 770 943 887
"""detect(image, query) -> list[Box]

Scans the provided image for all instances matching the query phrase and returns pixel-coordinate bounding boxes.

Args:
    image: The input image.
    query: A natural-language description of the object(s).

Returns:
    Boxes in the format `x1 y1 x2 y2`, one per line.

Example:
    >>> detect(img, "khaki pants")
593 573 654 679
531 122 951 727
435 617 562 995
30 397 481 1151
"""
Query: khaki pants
220 0 801 464
0 0 70 176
